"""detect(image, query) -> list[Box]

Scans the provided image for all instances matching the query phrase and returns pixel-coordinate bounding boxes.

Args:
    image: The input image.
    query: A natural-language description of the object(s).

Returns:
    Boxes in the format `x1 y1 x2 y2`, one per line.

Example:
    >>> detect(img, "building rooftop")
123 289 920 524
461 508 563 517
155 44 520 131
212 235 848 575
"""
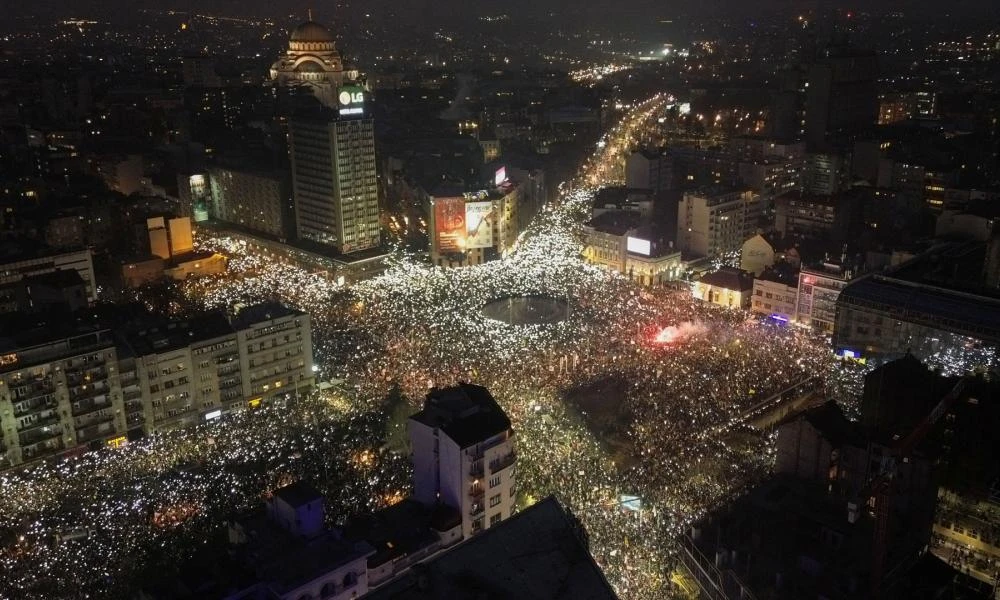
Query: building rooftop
122 313 235 357
585 210 643 236
685 185 747 199
21 269 87 288
699 267 754 292
363 496 617 600
796 401 865 448
756 262 800 286
838 275 1000 343
273 481 323 509
410 383 512 449
345 499 460 569
232 511 374 595
0 312 115 373
231 301 304 331
686 475 882 600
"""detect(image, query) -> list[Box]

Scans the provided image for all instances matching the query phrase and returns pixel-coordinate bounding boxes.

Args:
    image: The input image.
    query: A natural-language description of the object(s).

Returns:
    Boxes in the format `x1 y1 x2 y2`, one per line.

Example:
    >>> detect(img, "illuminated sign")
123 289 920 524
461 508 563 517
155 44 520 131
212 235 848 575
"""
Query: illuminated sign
627 237 651 256
494 166 507 187
434 197 466 253
106 436 127 449
338 86 366 117
465 201 494 249
0 353 18 367
248 398 262 409
205 409 222 421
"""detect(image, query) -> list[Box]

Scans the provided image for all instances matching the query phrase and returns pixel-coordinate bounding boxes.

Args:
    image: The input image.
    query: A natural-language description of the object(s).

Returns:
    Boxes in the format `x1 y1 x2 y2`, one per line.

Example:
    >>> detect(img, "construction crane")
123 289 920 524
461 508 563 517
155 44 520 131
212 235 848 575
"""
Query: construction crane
870 376 971 598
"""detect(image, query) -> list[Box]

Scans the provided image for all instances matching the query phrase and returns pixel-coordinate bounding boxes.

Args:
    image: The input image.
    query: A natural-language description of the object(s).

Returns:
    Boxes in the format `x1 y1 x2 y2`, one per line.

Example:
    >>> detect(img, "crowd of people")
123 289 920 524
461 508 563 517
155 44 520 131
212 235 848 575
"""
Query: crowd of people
1 95 870 599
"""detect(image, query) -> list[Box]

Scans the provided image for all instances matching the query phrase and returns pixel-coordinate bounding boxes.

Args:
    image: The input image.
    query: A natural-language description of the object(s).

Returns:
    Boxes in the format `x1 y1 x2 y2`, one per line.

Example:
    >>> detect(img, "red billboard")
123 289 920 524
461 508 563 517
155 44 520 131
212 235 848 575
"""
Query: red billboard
434 197 466 253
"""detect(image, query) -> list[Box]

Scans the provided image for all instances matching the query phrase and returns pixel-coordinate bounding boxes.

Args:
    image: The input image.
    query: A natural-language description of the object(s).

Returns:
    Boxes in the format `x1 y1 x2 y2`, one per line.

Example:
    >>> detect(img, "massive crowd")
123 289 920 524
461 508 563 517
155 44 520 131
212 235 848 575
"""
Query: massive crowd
1 95 877 599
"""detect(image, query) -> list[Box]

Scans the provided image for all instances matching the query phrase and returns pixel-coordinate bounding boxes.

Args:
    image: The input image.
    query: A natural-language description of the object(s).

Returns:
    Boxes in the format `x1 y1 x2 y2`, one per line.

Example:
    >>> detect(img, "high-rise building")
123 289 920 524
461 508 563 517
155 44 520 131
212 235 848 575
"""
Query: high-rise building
289 113 380 254
677 187 760 259
181 56 221 89
408 384 516 539
804 46 879 146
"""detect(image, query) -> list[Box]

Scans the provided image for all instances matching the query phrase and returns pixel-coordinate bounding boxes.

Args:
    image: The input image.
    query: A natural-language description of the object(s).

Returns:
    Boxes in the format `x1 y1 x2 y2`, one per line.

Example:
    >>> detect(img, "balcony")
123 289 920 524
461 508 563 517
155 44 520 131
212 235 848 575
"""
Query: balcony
21 439 65 461
490 451 517 474
65 366 108 384
469 460 484 479
469 502 485 517
17 412 61 433
69 382 108 403
77 421 116 443
469 486 485 502
71 395 110 417
11 378 56 401
75 410 114 430
19 425 62 447
12 395 58 417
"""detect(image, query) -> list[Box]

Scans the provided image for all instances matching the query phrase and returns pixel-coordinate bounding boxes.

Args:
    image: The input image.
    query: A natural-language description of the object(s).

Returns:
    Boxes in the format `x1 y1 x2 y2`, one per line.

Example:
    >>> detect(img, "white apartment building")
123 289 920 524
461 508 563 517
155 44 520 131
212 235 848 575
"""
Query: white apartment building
408 384 516 539
233 303 314 405
125 314 236 434
677 187 760 259
0 327 125 468
0 302 315 469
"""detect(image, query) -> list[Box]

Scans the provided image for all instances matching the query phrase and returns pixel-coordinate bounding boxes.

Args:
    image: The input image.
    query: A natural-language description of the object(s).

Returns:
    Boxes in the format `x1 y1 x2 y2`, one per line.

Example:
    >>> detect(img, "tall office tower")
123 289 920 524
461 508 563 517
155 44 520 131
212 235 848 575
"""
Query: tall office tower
408 384 516 539
288 108 380 254
804 45 879 146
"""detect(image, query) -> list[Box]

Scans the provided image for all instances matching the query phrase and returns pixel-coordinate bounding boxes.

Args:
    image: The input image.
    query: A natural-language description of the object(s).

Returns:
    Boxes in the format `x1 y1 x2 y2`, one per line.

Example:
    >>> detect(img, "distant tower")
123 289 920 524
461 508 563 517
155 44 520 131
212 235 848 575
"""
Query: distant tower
408 384 517 539
269 14 361 108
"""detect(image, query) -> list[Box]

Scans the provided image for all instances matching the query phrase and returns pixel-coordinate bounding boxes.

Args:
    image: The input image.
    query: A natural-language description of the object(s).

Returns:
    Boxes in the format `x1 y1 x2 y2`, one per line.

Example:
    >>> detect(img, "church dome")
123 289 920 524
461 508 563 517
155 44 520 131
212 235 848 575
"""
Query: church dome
290 21 334 44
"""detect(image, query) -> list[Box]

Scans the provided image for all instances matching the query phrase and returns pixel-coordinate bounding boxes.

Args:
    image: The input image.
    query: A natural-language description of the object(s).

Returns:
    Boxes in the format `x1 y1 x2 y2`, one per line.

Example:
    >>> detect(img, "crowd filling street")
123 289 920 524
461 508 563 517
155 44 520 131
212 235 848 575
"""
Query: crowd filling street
2 95 881 599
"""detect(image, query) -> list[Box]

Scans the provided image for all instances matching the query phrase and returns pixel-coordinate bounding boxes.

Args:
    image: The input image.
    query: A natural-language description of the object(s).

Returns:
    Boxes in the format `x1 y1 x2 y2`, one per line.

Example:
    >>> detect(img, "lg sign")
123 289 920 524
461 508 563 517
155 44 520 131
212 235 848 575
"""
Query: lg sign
339 90 364 105
338 87 365 116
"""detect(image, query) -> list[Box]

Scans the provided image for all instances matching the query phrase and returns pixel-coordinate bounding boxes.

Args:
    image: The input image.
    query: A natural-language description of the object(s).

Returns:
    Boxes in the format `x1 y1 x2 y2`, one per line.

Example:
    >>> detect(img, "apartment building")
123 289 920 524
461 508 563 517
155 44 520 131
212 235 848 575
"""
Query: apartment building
0 302 315 469
408 384 516 539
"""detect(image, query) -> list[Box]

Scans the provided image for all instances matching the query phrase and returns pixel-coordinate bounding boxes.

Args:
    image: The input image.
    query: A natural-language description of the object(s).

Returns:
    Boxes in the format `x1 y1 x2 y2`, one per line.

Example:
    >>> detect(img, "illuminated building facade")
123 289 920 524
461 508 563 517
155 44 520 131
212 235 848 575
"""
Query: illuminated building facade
289 113 380 254
751 267 799 322
677 187 760 259
0 303 315 469
233 303 314 407
0 326 125 468
208 166 291 239
428 183 522 268
583 212 681 286
269 18 362 109
795 263 858 333
408 384 516 539
693 267 754 309
833 243 1000 364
